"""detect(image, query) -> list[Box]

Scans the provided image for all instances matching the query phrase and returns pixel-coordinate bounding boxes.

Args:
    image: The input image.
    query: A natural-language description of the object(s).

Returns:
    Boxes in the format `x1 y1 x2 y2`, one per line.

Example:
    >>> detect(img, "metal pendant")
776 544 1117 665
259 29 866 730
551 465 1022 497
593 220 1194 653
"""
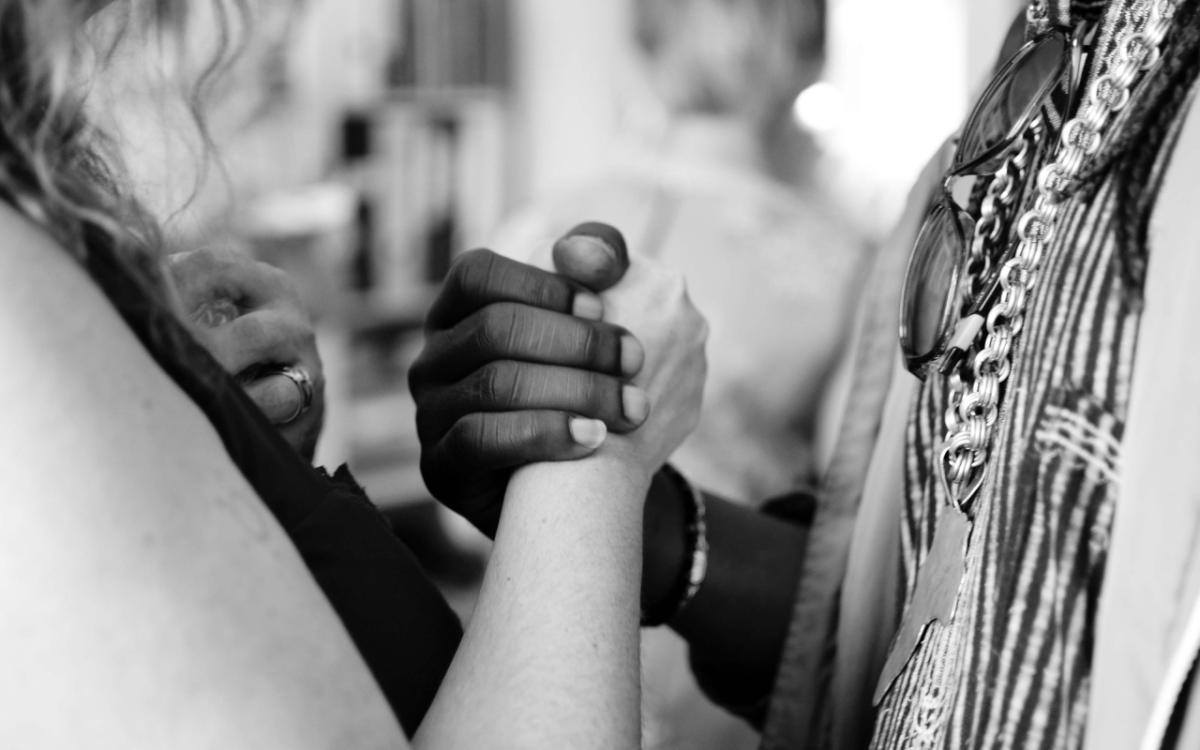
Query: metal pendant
873 509 972 705
939 442 987 512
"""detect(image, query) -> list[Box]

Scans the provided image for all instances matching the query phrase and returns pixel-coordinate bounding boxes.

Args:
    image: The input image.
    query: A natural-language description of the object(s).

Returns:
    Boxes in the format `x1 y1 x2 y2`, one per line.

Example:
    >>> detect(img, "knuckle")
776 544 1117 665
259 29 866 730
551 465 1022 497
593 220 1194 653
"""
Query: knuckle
576 372 609 414
443 415 484 458
476 304 519 355
194 246 238 273
457 248 499 296
522 269 563 311
201 247 231 264
260 264 301 306
576 321 601 363
234 315 270 349
262 262 293 289
495 414 537 453
454 247 493 272
443 251 474 294
474 361 515 405
473 365 498 403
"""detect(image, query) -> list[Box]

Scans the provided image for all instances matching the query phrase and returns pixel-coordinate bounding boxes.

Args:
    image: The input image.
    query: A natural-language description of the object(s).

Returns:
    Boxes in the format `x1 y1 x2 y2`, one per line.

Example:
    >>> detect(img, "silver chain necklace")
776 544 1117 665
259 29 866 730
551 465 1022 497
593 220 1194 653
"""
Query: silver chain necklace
875 0 1184 704
939 0 1181 509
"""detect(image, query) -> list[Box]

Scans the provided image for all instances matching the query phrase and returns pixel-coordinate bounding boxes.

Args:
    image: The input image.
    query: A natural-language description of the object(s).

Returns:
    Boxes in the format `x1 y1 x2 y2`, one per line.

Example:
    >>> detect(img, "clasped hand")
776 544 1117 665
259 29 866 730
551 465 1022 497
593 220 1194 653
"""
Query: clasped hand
168 248 326 461
410 223 707 537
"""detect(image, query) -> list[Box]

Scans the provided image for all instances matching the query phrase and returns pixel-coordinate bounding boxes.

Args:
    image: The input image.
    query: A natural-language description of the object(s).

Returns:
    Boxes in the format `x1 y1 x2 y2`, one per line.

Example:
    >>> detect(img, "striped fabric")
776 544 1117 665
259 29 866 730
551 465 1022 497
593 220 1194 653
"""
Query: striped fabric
868 17 1198 750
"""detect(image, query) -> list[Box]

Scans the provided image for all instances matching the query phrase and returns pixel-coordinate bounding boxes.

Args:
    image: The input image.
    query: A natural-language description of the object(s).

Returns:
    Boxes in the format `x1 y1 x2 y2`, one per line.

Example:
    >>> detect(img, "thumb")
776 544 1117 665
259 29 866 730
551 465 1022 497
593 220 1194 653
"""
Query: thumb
552 222 630 292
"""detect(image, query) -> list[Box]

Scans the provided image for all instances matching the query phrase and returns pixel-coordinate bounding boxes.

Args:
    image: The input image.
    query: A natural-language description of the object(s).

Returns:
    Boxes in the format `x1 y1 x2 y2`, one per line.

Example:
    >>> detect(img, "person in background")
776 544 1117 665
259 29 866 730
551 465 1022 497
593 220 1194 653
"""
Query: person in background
413 0 1200 747
0 1 708 747
490 2 865 746
494 0 867 503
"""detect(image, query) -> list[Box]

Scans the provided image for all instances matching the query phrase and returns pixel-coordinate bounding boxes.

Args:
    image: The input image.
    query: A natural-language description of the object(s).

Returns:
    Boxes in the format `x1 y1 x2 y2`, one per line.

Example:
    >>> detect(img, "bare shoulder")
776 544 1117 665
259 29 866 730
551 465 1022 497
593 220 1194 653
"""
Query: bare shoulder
0 201 214 479
0 203 282 555
0 204 402 748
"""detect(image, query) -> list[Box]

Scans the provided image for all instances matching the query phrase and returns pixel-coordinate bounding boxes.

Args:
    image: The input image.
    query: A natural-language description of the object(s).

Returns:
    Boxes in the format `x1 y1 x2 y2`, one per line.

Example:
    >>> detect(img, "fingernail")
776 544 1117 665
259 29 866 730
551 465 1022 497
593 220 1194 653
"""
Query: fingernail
565 222 627 261
568 234 619 265
572 292 604 321
620 334 645 376
623 385 649 424
569 417 607 449
554 234 625 291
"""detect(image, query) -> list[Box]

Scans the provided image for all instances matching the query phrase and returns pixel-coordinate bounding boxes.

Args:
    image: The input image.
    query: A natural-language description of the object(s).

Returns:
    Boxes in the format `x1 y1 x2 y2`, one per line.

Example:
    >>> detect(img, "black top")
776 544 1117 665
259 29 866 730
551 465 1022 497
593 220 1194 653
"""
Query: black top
80 234 462 736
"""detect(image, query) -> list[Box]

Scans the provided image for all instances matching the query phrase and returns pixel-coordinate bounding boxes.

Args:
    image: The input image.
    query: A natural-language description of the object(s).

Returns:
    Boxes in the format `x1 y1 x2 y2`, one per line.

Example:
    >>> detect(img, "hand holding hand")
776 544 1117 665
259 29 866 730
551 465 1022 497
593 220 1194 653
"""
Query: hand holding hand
409 226 648 536
589 255 708 481
167 248 325 461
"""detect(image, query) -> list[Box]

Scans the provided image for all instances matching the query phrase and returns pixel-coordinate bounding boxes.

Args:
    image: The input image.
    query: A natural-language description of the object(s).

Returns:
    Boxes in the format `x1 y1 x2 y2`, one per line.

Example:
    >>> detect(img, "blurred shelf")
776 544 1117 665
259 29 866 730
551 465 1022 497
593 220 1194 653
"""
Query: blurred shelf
343 372 426 510
385 86 507 108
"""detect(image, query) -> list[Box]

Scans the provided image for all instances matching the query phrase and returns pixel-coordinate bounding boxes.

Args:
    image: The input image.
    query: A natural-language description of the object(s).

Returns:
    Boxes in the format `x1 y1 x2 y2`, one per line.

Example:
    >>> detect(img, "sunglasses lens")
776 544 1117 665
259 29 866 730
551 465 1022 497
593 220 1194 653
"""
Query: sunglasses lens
957 32 1070 172
901 200 969 370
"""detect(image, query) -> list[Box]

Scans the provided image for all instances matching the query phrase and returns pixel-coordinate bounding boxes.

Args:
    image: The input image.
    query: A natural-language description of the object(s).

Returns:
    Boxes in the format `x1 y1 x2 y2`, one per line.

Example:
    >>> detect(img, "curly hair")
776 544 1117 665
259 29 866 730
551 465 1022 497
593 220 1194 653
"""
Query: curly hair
0 0 243 288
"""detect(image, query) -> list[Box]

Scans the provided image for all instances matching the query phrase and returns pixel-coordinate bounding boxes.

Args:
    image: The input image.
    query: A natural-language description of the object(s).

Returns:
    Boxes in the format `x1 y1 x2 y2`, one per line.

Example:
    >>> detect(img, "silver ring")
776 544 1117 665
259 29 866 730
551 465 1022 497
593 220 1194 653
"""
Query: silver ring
269 365 314 425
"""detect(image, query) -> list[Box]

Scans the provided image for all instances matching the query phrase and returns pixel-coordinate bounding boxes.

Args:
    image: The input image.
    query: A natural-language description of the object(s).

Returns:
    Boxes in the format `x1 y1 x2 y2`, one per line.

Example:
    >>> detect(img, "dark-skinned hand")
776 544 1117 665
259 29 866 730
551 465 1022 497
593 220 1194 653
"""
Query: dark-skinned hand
409 223 642 537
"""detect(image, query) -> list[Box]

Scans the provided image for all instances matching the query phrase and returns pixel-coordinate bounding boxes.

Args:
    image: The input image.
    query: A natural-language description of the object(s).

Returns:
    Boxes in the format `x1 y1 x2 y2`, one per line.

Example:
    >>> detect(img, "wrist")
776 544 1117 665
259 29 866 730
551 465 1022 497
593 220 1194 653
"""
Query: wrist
641 468 686 612
640 465 707 626
503 455 651 563
584 449 655 502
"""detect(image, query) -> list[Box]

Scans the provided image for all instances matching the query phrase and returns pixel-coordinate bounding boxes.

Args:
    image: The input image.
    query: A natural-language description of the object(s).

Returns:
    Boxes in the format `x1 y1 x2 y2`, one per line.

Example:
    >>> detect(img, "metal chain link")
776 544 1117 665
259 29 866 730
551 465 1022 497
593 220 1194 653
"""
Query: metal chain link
1028 0 1053 34
945 147 1030 437
939 0 1180 510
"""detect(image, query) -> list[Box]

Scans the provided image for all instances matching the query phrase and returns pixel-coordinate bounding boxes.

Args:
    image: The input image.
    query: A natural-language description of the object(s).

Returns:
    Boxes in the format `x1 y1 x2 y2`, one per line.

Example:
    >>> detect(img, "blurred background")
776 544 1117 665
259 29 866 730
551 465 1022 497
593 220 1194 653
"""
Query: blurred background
97 0 1024 747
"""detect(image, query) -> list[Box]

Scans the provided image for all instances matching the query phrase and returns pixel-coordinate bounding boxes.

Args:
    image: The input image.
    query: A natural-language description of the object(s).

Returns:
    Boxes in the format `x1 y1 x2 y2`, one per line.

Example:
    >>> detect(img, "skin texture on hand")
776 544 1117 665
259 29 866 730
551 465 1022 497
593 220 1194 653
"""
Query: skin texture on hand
409 225 650 537
167 248 326 461
591 253 708 480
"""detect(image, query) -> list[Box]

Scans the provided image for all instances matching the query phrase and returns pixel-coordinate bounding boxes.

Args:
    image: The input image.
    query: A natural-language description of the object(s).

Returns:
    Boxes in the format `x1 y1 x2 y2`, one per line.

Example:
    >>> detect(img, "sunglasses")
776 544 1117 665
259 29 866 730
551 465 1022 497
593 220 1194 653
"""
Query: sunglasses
899 24 1089 379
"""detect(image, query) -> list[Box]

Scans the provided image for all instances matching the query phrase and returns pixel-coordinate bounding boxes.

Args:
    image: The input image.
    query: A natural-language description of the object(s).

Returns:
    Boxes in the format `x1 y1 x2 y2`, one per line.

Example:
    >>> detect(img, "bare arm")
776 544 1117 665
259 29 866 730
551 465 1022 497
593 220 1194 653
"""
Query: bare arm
407 231 804 725
1 206 704 748
417 255 707 749
417 458 648 749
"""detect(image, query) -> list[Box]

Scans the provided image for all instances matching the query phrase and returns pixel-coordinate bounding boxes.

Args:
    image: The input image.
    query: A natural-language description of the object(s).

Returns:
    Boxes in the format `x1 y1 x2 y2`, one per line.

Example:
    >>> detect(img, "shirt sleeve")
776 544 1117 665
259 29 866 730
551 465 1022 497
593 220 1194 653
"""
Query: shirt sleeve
686 490 818 729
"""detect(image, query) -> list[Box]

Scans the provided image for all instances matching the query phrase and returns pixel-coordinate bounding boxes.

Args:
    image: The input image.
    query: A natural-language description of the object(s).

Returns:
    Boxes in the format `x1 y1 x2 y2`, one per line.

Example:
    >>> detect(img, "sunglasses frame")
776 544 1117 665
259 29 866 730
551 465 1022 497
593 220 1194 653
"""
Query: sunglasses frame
900 24 1089 379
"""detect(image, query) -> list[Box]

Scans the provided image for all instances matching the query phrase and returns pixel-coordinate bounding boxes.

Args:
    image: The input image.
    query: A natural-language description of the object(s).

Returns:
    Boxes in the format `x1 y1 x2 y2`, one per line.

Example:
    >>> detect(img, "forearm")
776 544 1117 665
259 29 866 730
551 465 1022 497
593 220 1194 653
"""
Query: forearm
642 476 809 718
416 455 648 750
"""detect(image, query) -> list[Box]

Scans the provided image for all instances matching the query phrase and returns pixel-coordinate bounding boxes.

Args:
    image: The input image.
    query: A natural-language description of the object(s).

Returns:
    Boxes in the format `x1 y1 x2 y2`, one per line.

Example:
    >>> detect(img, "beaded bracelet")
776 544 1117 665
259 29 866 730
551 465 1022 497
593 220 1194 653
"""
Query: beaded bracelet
641 464 709 628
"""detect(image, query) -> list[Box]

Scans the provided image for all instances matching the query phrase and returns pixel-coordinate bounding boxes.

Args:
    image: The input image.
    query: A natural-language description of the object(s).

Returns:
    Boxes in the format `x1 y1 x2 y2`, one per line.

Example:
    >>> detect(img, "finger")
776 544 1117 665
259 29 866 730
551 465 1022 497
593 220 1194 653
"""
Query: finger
419 410 614 537
168 248 297 313
552 222 630 292
415 361 650 442
423 410 609 478
215 310 310 376
411 302 645 388
243 371 306 424
425 248 605 330
190 297 241 328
